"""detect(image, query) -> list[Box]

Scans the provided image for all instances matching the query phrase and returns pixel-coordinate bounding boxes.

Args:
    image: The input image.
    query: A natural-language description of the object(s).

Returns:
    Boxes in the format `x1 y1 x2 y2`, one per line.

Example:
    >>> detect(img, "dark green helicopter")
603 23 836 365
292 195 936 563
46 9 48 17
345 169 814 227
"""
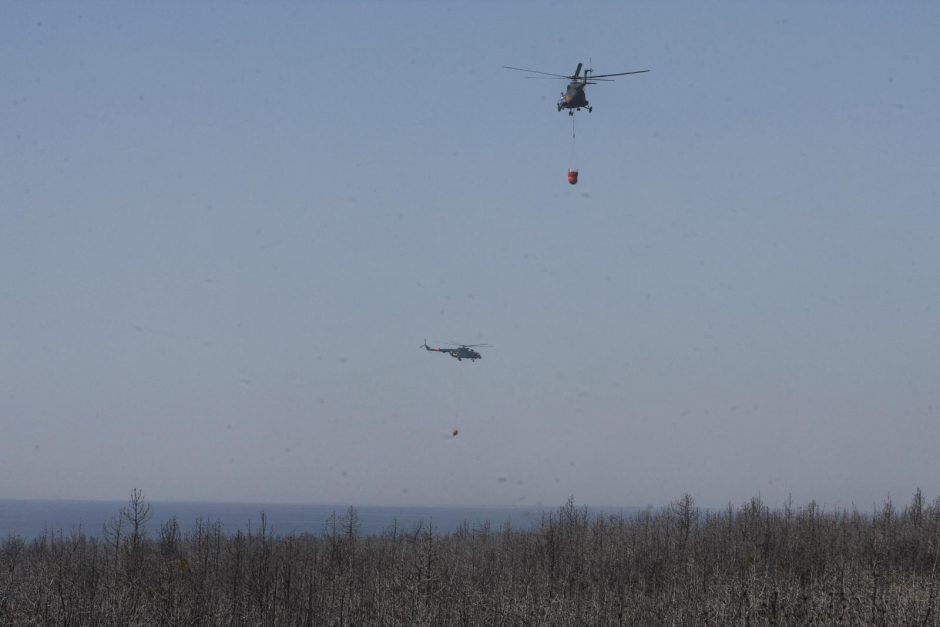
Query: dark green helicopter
421 340 487 362
504 62 649 115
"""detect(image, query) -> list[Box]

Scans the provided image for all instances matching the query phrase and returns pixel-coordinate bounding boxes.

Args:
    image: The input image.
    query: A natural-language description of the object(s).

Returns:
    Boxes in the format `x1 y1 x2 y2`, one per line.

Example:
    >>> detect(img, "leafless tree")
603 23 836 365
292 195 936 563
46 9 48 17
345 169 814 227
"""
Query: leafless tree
4 490 940 625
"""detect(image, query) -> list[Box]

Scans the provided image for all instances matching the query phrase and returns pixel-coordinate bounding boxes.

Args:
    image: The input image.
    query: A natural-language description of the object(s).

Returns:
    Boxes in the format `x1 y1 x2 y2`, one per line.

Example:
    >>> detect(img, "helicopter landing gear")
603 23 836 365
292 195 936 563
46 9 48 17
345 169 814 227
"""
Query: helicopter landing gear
568 110 574 116
587 106 592 112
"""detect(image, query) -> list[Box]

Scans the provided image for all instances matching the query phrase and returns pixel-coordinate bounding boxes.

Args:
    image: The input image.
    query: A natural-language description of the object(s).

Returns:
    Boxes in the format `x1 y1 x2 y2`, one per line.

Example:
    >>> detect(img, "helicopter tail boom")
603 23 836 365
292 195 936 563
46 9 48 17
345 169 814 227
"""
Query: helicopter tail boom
422 340 447 353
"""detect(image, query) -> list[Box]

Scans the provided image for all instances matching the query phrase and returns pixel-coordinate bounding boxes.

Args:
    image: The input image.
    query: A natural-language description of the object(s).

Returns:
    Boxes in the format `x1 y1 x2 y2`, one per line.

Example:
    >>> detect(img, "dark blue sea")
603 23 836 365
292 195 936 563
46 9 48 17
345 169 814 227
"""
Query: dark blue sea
0 499 573 540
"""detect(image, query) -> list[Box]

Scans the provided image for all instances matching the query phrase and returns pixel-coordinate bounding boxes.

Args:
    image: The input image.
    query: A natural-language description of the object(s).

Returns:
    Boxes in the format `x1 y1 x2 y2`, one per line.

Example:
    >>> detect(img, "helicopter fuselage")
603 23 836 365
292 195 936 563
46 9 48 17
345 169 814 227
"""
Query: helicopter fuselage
446 347 481 361
558 82 590 111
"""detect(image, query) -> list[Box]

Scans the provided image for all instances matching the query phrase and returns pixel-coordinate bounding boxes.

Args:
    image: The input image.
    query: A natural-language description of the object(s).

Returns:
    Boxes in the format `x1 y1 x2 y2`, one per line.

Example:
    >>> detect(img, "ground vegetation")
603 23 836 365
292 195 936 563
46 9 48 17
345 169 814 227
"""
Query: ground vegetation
2 490 939 625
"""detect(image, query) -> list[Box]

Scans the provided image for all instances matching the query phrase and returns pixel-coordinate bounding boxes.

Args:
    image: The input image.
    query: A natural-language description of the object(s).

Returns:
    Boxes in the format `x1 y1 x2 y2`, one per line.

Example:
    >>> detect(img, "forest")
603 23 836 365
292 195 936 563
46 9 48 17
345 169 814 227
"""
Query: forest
2 490 939 625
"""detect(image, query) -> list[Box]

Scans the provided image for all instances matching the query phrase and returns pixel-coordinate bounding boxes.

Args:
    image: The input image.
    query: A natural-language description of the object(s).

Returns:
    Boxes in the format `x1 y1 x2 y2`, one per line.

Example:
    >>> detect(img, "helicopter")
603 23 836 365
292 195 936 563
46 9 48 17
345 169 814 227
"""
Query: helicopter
503 62 649 115
421 340 487 362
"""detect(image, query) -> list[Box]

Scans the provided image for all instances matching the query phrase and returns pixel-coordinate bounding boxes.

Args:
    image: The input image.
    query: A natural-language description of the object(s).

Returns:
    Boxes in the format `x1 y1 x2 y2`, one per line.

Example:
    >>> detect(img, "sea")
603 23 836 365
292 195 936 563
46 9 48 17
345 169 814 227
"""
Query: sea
0 499 587 540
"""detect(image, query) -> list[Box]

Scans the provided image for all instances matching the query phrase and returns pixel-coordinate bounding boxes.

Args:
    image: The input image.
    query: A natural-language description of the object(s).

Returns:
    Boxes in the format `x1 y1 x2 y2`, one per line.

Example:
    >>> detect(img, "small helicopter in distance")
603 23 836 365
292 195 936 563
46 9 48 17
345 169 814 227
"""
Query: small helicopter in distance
421 340 487 362
504 62 649 115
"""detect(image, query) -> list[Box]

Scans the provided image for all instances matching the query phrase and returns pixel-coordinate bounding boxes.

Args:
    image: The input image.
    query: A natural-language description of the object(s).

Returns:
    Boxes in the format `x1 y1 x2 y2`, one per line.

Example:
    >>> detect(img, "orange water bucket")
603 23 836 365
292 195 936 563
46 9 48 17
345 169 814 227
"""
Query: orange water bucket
567 169 578 185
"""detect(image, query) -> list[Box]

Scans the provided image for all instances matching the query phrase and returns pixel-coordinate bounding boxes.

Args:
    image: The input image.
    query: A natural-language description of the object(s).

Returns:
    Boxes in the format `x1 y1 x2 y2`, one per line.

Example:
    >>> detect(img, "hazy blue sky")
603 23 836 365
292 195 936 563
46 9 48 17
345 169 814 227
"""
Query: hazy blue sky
3 2 939 509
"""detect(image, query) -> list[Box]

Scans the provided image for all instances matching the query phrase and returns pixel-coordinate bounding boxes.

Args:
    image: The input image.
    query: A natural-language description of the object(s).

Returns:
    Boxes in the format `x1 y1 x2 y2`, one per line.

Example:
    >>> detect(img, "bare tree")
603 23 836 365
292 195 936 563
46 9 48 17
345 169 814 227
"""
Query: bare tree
4 491 940 625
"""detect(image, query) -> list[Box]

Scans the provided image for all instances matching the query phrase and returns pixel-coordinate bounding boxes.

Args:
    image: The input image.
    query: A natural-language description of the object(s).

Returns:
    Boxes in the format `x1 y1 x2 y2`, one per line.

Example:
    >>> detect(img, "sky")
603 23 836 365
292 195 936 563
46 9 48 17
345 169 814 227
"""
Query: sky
2 2 939 510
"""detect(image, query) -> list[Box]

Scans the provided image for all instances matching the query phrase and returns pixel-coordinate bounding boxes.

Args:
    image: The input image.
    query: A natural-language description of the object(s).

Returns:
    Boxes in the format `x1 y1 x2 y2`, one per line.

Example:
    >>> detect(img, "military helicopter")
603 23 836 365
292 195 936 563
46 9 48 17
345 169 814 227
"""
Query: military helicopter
503 62 649 115
421 340 487 362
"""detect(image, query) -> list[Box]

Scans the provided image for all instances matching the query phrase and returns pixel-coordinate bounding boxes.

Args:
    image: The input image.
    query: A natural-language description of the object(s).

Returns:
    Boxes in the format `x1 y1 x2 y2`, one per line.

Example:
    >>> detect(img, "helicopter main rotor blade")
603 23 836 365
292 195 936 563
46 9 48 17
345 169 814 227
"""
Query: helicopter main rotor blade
503 65 572 79
524 76 616 82
585 69 650 79
448 340 490 347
